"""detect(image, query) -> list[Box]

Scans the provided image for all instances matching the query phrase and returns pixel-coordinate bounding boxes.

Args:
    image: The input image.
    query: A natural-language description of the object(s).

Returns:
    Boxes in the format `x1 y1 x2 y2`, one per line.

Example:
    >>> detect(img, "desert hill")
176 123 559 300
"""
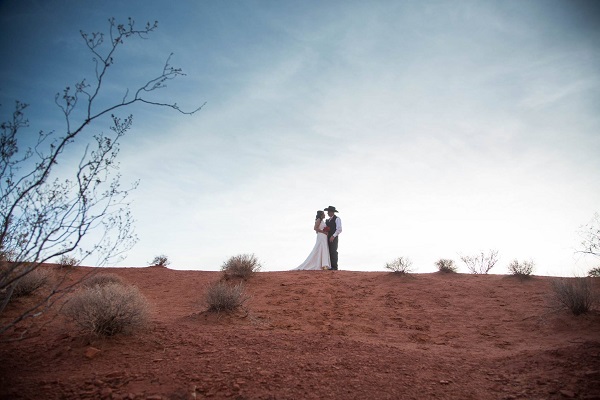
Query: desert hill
1 266 599 399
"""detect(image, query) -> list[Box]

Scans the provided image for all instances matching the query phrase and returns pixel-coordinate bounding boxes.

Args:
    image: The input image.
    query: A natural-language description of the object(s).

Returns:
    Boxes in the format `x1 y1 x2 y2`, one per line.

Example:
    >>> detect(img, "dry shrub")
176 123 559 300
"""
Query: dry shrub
435 259 457 273
550 277 597 316
82 273 125 288
460 250 499 274
385 257 413 274
58 254 79 269
0 248 17 262
589 267 600 278
221 254 261 280
149 255 170 267
205 281 248 313
10 267 52 298
64 283 149 336
508 259 535 278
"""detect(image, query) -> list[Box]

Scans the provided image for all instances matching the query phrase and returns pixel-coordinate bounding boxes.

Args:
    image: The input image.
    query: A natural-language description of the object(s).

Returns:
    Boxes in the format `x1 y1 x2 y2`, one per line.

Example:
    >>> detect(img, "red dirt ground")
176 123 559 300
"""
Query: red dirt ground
1 266 599 399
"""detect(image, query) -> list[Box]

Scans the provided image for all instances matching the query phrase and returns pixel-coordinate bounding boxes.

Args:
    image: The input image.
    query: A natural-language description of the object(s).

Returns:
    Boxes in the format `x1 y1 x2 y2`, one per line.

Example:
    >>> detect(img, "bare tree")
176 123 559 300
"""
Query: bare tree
579 213 600 258
0 17 203 337
460 250 499 274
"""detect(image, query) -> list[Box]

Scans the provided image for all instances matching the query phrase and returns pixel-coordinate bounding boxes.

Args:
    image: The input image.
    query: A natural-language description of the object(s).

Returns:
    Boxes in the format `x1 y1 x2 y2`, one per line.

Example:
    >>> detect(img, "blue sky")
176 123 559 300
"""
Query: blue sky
1 0 599 275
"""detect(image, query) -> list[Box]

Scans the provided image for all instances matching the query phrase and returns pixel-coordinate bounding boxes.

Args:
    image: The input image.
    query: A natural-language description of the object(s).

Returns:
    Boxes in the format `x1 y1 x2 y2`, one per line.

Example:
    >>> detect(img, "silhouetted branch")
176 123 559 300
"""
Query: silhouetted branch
0 17 202 338
578 213 600 258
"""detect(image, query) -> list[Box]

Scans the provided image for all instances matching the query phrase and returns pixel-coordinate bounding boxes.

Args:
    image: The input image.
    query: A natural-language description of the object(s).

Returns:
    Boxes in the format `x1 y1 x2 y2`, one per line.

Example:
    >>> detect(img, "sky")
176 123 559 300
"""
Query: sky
1 0 599 275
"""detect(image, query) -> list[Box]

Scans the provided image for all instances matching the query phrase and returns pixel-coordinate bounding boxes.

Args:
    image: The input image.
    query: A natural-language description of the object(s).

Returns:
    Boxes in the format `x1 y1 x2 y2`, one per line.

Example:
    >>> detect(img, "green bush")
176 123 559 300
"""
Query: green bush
588 267 600 278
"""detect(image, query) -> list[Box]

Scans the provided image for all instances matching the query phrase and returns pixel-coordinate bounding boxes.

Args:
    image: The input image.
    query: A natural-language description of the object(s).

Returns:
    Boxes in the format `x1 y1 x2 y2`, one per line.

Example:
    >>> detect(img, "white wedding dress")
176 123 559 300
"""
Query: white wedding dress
294 219 331 270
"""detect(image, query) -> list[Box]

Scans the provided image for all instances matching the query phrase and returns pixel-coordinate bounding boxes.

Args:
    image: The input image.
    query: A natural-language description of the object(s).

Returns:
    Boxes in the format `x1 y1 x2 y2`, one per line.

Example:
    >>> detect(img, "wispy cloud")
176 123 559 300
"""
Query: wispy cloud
2 0 599 275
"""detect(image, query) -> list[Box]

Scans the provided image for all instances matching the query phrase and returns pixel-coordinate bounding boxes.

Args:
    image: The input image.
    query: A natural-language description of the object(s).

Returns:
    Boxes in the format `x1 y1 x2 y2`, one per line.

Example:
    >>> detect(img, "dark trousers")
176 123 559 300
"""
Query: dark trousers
328 236 338 270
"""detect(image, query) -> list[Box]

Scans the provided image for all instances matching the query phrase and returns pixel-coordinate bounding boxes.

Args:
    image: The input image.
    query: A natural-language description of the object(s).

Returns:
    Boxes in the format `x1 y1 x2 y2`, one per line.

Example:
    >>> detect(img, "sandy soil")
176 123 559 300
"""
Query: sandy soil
1 266 599 399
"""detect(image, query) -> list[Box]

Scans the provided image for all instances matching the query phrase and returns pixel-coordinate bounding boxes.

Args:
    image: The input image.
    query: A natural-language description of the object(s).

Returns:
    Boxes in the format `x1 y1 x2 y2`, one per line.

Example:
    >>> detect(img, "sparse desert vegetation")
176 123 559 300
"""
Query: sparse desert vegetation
64 282 149 336
221 253 261 279
0 249 17 263
82 272 125 288
205 281 248 313
1 266 599 399
435 258 457 273
57 255 79 269
460 250 499 274
4 266 53 299
385 257 413 275
508 259 535 278
385 257 413 274
550 277 597 315
589 267 600 277
149 255 170 267
579 212 600 258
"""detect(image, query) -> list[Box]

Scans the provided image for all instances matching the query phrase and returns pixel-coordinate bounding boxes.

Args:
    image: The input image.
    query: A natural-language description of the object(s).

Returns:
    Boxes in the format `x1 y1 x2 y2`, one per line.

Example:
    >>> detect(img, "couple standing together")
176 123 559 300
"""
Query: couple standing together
295 206 342 271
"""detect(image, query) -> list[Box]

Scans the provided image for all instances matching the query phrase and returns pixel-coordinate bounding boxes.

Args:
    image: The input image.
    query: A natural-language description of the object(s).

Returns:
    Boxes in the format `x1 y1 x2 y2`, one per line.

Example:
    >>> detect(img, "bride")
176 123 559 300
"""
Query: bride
294 210 331 270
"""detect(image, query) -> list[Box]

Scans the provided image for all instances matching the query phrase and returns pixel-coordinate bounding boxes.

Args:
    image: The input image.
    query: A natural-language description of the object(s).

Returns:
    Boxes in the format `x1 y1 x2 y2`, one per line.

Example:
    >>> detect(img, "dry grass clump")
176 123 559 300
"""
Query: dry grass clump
508 259 535 278
9 266 53 298
149 255 170 267
64 283 149 336
460 250 499 274
550 277 597 316
221 254 261 280
385 257 413 274
435 259 457 273
205 281 248 313
82 273 125 288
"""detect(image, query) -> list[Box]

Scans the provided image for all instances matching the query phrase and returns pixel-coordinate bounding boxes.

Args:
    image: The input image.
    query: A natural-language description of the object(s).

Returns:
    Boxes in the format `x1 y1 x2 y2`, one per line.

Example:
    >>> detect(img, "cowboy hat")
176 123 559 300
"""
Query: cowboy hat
324 206 339 213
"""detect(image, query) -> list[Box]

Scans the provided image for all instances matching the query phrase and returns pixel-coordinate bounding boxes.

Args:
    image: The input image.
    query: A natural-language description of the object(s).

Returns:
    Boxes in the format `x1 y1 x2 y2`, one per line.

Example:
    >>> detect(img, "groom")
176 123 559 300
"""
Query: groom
324 206 342 270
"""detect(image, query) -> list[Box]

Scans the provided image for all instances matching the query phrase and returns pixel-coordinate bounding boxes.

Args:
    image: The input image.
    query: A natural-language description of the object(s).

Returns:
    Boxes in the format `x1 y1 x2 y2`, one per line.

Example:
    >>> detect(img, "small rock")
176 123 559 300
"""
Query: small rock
100 387 112 399
56 333 70 341
85 347 101 359
560 390 576 398
439 380 450 385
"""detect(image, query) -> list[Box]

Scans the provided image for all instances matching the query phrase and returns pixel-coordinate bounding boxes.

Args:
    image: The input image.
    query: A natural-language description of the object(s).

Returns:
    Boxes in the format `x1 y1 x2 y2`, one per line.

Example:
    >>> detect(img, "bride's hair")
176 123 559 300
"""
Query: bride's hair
315 210 325 221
